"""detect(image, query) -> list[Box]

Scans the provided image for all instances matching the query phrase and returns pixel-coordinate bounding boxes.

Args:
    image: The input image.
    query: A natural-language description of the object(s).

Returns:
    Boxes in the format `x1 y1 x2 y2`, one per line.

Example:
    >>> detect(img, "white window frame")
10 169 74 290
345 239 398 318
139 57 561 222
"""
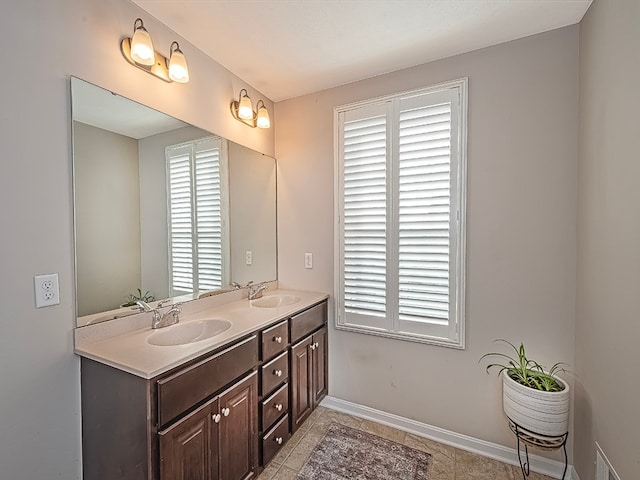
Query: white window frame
334 78 467 349
166 136 230 296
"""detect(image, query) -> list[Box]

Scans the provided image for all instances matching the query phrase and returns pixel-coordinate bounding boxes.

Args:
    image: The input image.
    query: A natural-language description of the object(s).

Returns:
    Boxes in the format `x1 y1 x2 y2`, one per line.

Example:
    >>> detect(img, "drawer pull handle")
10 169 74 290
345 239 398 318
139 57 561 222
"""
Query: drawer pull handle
275 403 283 412
222 407 230 417
212 413 221 423
273 336 283 344
274 369 283 377
275 436 283 445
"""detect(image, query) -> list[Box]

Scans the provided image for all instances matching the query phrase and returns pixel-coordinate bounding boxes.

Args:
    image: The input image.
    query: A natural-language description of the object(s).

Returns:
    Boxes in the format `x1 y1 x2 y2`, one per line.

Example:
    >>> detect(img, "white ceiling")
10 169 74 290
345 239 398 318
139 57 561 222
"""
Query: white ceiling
72 78 187 138
132 0 592 102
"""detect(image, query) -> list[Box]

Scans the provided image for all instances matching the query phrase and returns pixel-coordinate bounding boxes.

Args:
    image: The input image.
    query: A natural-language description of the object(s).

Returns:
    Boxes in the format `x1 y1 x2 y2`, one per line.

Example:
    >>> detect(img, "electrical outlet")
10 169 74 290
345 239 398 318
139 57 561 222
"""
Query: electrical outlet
34 273 60 308
304 252 313 269
245 250 253 266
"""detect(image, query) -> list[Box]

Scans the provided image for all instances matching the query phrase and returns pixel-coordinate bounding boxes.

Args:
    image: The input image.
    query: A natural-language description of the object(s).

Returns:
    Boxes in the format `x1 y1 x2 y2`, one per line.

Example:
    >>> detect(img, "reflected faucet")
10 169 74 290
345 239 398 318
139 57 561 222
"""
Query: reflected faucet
232 281 269 300
136 300 182 329
248 282 269 300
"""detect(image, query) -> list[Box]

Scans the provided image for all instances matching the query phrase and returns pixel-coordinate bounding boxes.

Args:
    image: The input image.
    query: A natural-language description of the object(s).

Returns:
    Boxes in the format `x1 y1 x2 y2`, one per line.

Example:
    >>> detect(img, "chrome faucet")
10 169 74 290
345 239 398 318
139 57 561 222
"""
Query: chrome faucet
248 282 269 300
136 300 182 329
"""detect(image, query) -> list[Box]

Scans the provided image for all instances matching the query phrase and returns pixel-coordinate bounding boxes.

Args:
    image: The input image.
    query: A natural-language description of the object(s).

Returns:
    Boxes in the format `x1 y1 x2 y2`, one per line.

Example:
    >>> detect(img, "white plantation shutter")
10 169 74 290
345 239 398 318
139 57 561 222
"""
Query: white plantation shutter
336 80 466 347
194 146 223 291
167 137 229 296
342 106 388 329
167 147 194 293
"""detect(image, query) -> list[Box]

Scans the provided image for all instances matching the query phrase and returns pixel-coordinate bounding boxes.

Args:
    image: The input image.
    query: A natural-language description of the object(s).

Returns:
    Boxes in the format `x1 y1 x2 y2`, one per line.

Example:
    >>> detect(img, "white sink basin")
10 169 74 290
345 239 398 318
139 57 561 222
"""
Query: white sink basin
251 295 301 308
147 319 232 346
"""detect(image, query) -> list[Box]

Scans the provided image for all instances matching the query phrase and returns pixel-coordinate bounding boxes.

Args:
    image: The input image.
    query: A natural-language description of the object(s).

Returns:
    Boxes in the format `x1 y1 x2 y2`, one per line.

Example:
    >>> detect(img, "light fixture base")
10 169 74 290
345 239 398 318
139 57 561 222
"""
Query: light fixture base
120 37 172 83
230 101 257 127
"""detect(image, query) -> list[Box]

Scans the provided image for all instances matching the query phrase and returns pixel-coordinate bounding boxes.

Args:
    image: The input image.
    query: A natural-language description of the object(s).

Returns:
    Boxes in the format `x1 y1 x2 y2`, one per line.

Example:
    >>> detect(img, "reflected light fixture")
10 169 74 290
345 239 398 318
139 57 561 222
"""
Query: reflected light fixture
120 18 190 83
231 89 271 129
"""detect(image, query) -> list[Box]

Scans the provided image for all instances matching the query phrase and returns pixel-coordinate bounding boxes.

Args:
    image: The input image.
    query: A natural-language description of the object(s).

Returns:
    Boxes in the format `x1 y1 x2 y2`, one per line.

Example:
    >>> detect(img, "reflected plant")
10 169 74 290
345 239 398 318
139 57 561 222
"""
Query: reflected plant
121 289 155 308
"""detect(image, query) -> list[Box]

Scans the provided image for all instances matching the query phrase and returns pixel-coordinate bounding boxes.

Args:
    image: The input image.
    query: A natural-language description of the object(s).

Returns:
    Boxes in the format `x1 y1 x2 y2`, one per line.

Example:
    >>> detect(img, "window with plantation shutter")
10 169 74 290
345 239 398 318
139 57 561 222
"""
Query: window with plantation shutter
166 137 229 296
336 79 467 348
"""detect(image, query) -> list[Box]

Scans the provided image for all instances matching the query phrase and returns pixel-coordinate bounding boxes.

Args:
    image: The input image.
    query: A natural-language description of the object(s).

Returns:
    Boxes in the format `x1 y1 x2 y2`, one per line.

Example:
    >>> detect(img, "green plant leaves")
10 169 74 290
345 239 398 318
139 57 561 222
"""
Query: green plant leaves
479 339 566 392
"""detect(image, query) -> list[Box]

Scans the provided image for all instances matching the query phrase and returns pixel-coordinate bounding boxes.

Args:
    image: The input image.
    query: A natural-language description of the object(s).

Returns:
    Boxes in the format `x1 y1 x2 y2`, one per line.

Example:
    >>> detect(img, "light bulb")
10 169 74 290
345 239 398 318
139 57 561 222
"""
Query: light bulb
238 92 254 120
168 42 189 83
256 102 270 129
130 19 155 66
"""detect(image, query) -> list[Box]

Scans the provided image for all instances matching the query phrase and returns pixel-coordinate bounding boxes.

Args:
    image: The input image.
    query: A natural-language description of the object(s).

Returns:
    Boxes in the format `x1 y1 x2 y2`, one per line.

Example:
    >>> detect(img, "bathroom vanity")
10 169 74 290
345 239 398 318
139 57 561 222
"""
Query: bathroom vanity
75 291 328 480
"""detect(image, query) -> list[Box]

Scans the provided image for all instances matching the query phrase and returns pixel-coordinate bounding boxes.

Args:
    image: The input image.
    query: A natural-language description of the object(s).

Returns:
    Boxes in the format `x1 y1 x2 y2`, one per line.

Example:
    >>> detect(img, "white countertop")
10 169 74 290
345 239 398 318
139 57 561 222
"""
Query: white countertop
74 289 329 379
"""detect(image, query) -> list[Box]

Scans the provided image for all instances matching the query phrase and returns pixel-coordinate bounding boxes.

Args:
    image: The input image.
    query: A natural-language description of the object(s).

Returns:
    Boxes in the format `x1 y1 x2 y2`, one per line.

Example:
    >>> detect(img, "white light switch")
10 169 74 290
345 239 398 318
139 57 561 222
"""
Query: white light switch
34 273 60 308
305 253 313 269
245 250 253 266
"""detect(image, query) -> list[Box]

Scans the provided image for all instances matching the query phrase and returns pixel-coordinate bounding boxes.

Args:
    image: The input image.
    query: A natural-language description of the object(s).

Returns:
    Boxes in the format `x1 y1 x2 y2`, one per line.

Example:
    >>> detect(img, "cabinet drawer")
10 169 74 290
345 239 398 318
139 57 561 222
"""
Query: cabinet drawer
261 382 288 431
261 350 288 396
157 335 258 427
261 320 288 361
262 414 289 466
290 302 327 343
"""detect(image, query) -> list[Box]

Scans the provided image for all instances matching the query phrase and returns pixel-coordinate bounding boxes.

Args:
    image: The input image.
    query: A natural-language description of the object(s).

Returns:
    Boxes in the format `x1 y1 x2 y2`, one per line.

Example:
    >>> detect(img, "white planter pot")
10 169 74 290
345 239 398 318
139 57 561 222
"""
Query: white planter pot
502 370 569 437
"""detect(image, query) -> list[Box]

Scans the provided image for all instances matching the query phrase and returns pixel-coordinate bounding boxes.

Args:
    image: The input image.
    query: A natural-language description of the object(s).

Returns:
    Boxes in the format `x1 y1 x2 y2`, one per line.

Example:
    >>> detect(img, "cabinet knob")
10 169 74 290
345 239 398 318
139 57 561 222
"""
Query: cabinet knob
275 437 283 445
275 403 283 412
310 344 316 350
274 369 283 377
222 407 230 417
273 336 282 344
314 342 319 348
212 413 221 423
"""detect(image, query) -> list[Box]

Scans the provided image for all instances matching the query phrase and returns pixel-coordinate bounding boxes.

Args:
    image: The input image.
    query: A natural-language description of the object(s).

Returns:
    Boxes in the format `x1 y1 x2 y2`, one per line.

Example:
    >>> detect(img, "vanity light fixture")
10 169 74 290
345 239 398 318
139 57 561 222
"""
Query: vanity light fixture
168 42 189 83
120 18 190 83
129 18 155 66
230 89 271 129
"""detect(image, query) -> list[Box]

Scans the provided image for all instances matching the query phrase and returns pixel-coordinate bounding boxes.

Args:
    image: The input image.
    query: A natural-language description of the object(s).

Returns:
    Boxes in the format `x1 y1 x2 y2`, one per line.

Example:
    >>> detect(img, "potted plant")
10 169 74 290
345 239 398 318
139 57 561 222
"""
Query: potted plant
480 340 569 437
121 289 155 308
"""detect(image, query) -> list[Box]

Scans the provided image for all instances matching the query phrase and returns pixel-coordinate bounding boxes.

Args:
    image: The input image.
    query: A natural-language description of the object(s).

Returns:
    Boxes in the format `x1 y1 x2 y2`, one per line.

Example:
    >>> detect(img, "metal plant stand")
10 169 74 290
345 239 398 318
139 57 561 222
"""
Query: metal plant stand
508 420 569 480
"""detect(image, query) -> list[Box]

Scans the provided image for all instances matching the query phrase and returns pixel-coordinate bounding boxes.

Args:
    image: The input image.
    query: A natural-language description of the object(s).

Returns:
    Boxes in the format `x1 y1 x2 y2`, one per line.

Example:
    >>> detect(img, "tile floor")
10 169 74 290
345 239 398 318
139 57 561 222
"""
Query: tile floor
256 406 555 480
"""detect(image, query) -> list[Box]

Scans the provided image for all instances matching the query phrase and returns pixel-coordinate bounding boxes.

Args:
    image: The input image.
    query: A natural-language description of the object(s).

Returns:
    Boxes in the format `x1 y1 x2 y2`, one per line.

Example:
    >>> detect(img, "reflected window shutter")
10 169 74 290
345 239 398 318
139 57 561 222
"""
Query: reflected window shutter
194 144 223 291
398 102 451 324
167 150 194 294
342 114 387 319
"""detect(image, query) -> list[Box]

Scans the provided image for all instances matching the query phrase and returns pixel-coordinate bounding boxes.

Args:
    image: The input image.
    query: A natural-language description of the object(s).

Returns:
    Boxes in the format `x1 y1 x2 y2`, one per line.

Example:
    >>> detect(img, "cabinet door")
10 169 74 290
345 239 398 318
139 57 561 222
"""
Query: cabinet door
312 326 328 405
290 335 313 433
159 397 219 480
218 371 258 480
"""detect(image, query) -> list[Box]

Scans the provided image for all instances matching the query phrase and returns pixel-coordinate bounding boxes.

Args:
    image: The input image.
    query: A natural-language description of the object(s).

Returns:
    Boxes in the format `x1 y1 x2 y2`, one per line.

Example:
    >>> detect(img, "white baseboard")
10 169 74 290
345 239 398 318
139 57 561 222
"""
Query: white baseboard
321 396 579 480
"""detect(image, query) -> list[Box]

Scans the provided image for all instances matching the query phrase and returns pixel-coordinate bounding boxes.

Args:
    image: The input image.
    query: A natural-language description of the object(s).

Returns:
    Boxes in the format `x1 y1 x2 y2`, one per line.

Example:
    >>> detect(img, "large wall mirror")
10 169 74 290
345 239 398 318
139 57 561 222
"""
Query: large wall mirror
71 77 277 327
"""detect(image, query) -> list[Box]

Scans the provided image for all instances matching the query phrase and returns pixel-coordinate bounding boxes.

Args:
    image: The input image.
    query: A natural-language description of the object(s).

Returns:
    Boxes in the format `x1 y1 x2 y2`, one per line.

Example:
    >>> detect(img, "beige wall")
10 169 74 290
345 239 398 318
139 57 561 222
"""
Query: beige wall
0 1 273 478
575 1 640 479
74 122 141 315
228 142 278 285
276 26 579 457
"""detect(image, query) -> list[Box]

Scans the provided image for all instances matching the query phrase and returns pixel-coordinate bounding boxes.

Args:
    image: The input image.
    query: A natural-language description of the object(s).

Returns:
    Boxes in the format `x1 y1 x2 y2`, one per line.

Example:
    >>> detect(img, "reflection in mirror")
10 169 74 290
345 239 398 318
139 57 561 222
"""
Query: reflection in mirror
71 77 277 326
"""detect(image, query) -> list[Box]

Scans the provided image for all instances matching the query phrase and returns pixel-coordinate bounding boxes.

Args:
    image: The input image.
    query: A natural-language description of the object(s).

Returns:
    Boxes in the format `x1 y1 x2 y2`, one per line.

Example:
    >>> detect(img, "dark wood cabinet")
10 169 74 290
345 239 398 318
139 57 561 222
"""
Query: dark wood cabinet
159 397 218 480
159 372 257 480
290 325 328 433
312 326 328 404
219 372 258 480
80 298 328 479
